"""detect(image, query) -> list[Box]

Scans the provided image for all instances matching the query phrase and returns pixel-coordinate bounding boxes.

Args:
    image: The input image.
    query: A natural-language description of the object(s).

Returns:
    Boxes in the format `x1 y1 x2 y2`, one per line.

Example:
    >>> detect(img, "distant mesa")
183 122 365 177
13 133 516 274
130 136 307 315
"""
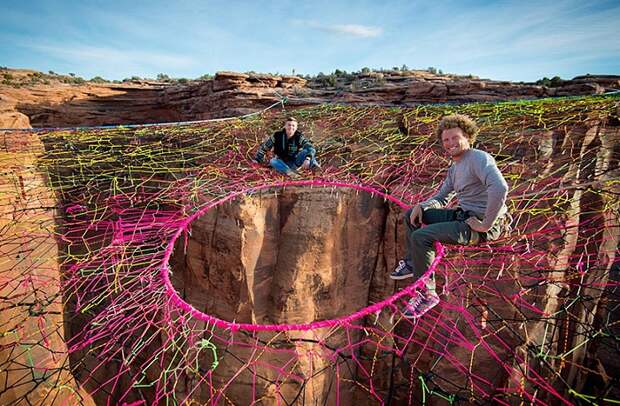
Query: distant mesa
1 66 618 129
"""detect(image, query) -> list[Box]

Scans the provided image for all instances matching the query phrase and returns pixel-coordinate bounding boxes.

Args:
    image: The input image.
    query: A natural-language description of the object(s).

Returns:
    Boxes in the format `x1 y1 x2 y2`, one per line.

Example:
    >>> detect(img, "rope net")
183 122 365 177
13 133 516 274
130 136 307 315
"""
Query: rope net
1 95 619 405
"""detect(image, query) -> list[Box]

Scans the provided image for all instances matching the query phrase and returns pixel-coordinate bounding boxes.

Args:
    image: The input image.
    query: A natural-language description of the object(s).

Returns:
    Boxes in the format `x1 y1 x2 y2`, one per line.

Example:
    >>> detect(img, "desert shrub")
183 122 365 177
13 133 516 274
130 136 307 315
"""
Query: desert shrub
90 76 108 83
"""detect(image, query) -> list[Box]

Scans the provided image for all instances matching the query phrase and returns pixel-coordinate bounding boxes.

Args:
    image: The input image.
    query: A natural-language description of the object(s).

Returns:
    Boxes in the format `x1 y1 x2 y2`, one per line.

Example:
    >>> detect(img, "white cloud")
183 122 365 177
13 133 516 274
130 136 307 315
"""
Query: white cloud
325 24 383 38
294 19 383 38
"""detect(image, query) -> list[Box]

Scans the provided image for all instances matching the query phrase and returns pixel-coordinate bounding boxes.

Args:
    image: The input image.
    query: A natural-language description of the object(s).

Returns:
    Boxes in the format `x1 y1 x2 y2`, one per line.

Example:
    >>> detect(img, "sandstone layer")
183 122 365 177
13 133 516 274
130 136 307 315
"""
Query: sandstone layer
0 132 95 405
2 67 618 128
170 187 389 404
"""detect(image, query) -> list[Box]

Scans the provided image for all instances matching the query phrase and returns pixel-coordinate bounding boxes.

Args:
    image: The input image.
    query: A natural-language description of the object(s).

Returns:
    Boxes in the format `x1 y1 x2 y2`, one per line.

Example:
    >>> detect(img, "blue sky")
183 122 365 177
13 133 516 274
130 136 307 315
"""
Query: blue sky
1 0 619 82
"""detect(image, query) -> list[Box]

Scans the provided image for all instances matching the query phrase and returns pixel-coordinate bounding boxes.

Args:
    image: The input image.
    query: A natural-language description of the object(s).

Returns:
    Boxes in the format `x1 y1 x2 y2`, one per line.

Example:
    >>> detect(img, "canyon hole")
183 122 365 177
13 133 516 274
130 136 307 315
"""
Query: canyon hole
168 184 395 326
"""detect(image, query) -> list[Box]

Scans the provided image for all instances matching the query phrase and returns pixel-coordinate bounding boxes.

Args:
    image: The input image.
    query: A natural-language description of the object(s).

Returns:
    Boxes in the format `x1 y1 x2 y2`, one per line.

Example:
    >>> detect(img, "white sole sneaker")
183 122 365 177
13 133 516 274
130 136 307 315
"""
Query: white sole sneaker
389 273 415 280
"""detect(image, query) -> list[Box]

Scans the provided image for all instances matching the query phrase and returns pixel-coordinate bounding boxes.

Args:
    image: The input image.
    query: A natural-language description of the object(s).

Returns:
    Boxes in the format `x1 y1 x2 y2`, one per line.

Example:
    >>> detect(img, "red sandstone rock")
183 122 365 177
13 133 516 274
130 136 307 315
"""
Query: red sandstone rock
165 187 388 404
0 111 30 128
213 71 250 91
1 68 617 128
1 99 616 404
552 82 604 96
0 133 95 405
279 75 307 88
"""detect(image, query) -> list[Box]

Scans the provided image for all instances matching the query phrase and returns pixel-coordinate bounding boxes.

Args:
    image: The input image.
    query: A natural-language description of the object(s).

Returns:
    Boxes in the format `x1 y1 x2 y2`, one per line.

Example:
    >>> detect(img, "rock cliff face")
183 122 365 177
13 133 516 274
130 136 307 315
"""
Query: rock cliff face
0 133 95 405
169 187 389 404
1 67 618 128
0 82 173 128
170 187 389 327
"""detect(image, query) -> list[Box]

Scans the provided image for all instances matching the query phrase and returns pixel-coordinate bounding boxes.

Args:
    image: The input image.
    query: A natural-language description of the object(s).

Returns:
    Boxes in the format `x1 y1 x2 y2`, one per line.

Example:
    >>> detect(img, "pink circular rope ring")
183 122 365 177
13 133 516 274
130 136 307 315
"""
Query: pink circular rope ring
160 179 445 332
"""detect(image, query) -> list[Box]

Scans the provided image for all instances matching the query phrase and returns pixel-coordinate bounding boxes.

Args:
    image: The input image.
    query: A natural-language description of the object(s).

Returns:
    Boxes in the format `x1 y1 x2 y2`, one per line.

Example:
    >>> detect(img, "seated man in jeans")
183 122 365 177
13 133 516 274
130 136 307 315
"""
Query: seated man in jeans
254 116 320 177
391 114 509 319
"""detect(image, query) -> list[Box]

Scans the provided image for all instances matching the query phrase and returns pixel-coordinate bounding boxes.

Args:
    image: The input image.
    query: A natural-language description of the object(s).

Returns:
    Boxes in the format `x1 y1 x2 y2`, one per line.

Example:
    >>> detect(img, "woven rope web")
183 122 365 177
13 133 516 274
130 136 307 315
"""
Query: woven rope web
1 95 619 405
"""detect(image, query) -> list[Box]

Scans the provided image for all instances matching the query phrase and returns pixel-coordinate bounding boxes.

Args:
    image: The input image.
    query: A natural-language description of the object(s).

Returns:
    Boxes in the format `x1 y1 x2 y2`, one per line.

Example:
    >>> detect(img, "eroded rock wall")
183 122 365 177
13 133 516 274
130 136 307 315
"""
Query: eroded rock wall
2 97 617 405
169 187 389 404
0 132 94 405
2 68 618 128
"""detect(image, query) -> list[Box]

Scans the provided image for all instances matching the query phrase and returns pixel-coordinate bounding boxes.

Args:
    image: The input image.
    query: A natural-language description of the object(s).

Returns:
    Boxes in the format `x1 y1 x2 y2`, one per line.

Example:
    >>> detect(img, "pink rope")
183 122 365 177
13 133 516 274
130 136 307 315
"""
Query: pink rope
159 179 445 332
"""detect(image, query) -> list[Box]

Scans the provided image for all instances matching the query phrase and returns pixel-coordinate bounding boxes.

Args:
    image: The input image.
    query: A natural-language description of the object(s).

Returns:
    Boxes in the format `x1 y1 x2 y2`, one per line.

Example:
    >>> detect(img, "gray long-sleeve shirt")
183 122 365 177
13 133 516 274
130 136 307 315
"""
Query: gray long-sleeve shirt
420 148 508 229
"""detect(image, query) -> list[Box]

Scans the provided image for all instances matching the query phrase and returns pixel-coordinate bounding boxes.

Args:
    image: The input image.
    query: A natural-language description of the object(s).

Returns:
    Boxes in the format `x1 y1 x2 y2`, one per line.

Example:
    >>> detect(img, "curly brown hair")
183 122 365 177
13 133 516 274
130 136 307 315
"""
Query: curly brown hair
435 114 479 144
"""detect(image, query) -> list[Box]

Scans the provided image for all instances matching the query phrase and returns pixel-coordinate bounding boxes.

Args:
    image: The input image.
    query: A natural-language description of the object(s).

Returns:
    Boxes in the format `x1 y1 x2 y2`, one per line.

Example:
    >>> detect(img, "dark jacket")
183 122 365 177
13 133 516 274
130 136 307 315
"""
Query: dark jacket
255 129 316 162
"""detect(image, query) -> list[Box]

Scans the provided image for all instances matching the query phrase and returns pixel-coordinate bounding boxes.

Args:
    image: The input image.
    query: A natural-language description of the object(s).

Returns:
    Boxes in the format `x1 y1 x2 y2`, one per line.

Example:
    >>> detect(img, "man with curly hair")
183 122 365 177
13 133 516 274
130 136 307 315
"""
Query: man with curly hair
391 114 509 319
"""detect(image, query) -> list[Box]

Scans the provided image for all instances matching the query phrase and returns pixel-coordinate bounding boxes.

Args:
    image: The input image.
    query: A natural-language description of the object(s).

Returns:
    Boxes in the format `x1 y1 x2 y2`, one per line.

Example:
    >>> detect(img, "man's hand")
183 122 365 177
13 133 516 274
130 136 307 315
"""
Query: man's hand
409 204 424 226
465 217 490 232
300 157 311 170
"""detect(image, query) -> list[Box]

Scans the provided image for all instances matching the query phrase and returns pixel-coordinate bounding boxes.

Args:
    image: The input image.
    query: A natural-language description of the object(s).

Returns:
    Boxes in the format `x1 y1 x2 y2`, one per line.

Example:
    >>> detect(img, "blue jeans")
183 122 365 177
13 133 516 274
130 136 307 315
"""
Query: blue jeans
269 150 319 174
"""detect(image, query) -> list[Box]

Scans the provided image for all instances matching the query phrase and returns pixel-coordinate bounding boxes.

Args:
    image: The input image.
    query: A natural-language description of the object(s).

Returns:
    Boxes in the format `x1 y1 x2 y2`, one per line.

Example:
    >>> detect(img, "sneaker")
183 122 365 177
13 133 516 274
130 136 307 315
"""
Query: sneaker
390 260 414 280
403 290 440 319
